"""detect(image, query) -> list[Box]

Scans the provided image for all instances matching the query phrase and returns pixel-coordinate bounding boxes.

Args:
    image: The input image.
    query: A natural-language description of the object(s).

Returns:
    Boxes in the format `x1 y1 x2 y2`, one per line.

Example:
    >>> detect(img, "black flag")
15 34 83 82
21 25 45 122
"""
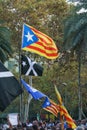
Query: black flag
21 55 43 76
0 61 23 111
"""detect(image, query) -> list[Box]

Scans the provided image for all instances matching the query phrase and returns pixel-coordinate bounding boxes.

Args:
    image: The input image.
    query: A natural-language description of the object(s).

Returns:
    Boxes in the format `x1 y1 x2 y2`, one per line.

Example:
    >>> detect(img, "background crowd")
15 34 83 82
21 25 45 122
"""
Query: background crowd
0 118 87 130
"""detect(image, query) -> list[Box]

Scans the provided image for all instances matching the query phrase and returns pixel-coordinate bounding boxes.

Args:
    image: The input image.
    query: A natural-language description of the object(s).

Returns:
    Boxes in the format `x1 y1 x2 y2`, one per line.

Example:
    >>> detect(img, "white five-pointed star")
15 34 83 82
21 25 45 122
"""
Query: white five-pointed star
25 32 34 42
46 102 50 105
22 61 27 66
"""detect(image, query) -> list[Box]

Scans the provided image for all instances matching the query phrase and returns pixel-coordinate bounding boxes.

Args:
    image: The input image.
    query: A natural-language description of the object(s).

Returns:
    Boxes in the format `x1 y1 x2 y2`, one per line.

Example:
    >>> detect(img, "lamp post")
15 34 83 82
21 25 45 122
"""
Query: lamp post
62 83 67 106
78 53 82 120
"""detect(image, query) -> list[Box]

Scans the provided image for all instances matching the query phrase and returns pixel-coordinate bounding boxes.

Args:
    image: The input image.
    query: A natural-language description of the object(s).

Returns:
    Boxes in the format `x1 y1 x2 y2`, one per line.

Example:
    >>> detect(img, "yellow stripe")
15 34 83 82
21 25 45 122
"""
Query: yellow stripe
44 108 58 117
30 25 53 43
55 86 63 105
60 105 77 129
23 46 58 55
29 43 58 53
22 48 59 59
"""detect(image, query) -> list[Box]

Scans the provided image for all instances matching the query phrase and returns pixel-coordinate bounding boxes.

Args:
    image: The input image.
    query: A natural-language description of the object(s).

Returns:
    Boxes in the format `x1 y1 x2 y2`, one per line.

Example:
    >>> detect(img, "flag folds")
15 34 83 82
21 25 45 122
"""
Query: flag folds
21 79 46 100
54 85 63 105
55 86 76 129
21 55 43 76
0 62 23 111
59 105 76 129
42 97 59 117
21 23 59 59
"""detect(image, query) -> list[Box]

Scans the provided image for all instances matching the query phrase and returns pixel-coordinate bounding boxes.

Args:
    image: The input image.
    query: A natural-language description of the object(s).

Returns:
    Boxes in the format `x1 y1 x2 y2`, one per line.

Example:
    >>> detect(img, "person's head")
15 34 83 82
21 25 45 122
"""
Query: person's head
12 128 17 130
66 128 73 130
26 126 34 130
76 126 85 130
51 126 56 130
40 128 45 130
33 125 38 130
6 129 10 130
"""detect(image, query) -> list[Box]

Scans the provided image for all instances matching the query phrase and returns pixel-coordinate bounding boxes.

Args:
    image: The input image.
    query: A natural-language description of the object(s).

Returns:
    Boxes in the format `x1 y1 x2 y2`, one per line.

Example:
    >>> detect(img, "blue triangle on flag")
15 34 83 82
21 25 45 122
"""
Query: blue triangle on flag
22 24 39 48
42 97 51 108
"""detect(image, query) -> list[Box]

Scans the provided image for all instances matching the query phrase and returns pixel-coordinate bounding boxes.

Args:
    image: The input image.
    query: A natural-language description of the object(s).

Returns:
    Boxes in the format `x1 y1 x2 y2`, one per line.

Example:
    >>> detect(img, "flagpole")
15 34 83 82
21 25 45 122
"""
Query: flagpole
18 41 23 122
26 76 33 121
60 114 64 130
17 23 23 122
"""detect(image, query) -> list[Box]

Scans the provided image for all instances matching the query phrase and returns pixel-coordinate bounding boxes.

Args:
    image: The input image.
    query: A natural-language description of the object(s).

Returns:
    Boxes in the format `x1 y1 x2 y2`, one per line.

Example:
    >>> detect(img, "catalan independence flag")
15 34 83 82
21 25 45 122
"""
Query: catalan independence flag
42 97 59 117
55 86 77 129
21 23 59 59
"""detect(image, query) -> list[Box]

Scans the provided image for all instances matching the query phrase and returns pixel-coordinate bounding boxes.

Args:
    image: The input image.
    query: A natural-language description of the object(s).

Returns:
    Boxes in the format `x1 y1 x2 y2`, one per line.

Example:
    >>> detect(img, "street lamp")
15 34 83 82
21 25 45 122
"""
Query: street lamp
62 83 67 106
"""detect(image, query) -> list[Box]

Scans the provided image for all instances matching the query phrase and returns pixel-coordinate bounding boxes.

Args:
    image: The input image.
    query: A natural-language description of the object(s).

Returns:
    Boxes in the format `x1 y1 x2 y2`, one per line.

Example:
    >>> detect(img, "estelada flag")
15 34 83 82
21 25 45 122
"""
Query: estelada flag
21 23 59 59
42 97 59 117
55 86 77 129
0 61 23 111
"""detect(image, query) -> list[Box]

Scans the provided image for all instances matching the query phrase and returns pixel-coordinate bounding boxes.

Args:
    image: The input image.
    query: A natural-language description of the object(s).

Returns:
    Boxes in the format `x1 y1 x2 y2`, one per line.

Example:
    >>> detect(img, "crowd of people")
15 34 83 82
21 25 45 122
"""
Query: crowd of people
0 118 87 130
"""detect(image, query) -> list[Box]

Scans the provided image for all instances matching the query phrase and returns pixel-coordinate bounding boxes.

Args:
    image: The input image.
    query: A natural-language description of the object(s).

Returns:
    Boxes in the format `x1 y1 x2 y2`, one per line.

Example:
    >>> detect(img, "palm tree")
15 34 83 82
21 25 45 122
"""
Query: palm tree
0 20 12 63
63 2 87 120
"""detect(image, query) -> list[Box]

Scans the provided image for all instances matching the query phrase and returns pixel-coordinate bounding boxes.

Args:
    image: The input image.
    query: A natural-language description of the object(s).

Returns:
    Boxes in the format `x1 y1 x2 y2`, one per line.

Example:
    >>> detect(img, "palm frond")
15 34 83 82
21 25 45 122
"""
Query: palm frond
0 48 7 62
0 21 12 62
63 2 87 52
0 26 11 42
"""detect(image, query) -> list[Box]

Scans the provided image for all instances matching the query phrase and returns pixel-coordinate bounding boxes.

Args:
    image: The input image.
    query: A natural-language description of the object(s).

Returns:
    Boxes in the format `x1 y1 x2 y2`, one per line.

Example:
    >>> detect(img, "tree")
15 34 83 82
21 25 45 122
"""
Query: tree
0 21 12 62
63 2 87 119
1 0 84 120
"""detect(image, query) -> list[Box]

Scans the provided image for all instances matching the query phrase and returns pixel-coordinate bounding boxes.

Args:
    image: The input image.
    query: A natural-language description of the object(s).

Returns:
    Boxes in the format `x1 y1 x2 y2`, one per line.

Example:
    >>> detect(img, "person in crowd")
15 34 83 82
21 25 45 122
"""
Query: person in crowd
33 125 39 130
26 120 33 127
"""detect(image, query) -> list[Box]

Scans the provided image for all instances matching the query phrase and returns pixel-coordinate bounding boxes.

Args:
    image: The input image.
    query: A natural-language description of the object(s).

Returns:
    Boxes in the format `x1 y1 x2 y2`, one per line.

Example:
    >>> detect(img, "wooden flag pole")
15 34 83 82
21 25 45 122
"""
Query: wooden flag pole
60 113 64 130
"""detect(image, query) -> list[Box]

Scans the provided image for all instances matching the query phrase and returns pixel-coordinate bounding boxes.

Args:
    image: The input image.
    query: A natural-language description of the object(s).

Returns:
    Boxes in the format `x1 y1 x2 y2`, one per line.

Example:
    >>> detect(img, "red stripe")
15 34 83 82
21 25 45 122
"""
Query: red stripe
59 106 67 114
59 106 75 126
30 26 52 43
38 37 53 46
64 115 74 122
46 106 58 114
45 107 58 116
51 104 59 113
26 46 58 57
36 42 57 50
44 100 59 116
49 101 59 113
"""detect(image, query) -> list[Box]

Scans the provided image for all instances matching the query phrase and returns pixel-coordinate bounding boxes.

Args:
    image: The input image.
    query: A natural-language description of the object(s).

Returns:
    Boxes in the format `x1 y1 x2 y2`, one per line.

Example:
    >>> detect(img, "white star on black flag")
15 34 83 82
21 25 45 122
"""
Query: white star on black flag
21 55 43 76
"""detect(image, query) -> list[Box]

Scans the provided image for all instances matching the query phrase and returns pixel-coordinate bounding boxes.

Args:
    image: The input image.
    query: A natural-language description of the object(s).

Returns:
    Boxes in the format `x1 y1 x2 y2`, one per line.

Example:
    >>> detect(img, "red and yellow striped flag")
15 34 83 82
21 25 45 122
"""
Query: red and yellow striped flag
22 24 59 59
42 97 59 117
55 86 77 129
44 100 60 117
59 105 77 129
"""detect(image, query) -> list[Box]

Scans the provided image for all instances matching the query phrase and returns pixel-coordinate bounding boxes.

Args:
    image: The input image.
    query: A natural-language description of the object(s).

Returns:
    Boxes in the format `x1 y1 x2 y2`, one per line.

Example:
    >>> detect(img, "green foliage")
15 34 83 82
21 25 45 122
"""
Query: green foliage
63 2 87 52
62 1 87 119
0 22 12 62
0 0 87 120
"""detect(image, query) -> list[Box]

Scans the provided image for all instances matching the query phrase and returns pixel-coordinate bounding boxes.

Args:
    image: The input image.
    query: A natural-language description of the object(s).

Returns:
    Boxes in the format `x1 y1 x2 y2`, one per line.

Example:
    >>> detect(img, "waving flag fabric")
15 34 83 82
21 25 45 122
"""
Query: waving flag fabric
21 55 43 76
54 85 63 105
21 23 59 59
0 62 23 111
59 105 76 129
21 79 46 100
42 97 59 117
55 86 76 129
